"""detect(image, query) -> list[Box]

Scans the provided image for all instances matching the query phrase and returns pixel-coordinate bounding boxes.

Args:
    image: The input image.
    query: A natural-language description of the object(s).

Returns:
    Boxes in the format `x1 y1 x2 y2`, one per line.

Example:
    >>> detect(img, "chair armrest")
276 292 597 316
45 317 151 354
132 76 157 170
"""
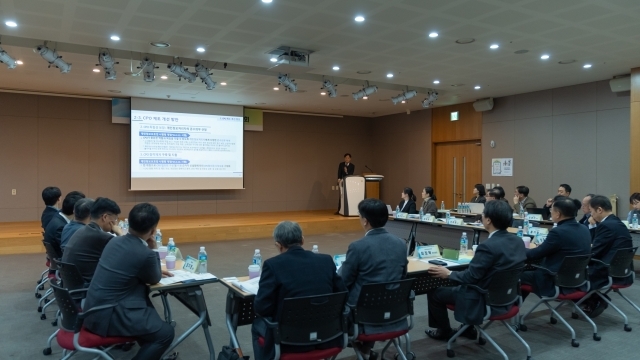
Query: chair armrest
408 290 415 315
465 284 488 294
589 258 609 267
69 288 88 300
259 316 281 344
531 264 556 275
75 303 117 333
261 317 279 329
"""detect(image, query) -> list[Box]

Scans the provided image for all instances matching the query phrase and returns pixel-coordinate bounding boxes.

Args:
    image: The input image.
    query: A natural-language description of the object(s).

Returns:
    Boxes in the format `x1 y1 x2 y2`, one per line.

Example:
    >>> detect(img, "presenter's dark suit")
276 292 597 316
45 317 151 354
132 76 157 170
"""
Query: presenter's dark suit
83 234 173 360
470 196 486 204
41 206 59 230
521 219 591 298
427 230 527 330
252 245 346 360
398 199 417 214
589 215 634 289
61 222 114 283
337 162 355 211
44 213 69 259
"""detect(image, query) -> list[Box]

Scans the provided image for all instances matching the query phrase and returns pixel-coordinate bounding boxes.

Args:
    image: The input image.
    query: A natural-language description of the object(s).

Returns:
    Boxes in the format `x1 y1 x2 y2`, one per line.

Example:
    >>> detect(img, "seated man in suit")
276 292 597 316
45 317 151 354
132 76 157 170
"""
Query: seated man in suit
492 186 512 210
485 189 500 202
339 198 408 359
513 185 537 213
520 196 591 300
252 221 346 360
582 195 634 318
426 201 527 340
60 198 94 251
41 186 62 230
44 191 85 259
542 184 572 216
578 194 595 226
83 203 175 360
626 192 640 224
62 197 124 282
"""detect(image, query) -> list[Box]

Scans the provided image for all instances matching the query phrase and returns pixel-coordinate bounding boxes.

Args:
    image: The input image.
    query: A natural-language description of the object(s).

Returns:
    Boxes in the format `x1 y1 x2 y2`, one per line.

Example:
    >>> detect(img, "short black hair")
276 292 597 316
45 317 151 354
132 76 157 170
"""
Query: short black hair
552 196 579 218
630 193 640 204
483 200 513 230
90 197 121 219
61 191 86 216
589 195 613 212
516 186 529 197
493 186 506 198
559 184 572 194
128 203 160 234
475 184 486 196
344 153 351 158
487 189 501 199
42 187 61 206
74 198 94 220
358 198 388 228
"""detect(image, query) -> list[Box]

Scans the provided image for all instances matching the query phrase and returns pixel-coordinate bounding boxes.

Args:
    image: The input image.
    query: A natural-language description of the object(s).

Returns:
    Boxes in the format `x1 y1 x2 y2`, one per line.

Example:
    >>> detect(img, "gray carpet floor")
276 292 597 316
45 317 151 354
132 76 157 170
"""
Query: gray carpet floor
3 230 640 360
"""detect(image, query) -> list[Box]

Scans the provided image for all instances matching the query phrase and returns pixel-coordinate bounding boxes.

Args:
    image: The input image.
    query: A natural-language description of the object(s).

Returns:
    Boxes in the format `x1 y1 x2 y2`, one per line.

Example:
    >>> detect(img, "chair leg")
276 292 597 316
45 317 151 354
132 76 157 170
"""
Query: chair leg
615 290 640 314
502 320 531 359
596 292 631 332
380 339 392 360
447 325 468 350
519 298 544 328
60 350 76 360
543 301 579 346
392 338 408 360
477 328 508 360
404 332 413 358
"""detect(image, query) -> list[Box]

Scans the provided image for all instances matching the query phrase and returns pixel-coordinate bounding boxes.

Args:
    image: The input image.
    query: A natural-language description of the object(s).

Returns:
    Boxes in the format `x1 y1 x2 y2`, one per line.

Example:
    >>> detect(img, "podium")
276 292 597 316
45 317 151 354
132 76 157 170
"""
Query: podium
363 173 384 199
339 175 365 216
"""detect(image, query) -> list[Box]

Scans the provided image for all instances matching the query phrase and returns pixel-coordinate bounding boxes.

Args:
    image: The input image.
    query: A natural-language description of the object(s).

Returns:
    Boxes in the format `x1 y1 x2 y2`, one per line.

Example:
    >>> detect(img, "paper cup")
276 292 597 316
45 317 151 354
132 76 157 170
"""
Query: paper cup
158 246 168 260
472 245 478 253
522 236 531 249
248 264 261 279
165 255 176 270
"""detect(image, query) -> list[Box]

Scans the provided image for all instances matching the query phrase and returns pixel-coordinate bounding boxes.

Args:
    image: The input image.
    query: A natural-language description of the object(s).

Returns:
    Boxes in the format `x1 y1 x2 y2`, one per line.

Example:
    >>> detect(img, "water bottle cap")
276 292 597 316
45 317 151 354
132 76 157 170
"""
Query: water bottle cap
169 238 174 241
462 232 467 236
312 245 318 249
255 249 260 253
200 246 205 251
156 229 161 233
518 226 522 229
125 218 128 221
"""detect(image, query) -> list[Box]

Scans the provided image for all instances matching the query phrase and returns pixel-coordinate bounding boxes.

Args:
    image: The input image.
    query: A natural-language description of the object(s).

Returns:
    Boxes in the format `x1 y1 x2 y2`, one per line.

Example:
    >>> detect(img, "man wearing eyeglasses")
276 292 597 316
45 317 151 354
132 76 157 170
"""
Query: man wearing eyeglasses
62 197 124 283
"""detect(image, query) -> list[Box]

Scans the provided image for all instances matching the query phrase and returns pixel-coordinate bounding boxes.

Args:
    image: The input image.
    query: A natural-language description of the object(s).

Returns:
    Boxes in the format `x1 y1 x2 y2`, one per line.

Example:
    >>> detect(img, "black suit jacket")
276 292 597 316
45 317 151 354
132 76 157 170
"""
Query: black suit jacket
254 246 346 320
44 213 69 259
470 196 486 204
61 222 114 283
41 206 59 230
578 213 590 225
337 162 355 180
83 234 163 337
525 219 592 296
590 215 634 289
398 199 417 214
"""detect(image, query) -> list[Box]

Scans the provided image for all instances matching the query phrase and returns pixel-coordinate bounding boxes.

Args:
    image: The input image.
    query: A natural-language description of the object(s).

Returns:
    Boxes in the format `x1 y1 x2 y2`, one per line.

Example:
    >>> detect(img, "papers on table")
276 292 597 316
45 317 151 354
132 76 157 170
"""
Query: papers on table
231 277 260 295
419 258 466 267
159 269 217 285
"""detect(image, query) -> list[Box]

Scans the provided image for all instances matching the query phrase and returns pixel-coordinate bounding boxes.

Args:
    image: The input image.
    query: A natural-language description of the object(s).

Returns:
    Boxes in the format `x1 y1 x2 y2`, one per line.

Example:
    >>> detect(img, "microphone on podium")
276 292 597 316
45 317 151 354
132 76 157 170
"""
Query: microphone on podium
365 165 374 172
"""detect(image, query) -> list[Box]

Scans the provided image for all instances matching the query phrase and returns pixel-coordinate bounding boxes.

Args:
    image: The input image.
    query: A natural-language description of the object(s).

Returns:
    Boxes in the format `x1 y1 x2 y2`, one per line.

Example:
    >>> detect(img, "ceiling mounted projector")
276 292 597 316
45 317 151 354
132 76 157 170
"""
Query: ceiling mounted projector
267 46 314 73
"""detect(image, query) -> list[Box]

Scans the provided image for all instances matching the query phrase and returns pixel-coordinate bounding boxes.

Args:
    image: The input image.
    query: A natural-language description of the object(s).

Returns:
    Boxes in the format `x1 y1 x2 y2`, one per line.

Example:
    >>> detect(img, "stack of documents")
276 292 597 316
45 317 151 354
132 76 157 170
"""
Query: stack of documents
159 270 217 285
231 277 261 295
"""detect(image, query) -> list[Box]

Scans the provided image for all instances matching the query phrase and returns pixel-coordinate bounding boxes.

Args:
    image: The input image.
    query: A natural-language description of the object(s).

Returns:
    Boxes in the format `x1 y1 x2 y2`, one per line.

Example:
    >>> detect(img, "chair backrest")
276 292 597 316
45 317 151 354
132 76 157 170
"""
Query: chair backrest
484 267 523 307
608 247 637 278
42 240 60 269
50 283 79 332
57 261 86 290
353 278 415 325
555 255 590 288
278 291 348 346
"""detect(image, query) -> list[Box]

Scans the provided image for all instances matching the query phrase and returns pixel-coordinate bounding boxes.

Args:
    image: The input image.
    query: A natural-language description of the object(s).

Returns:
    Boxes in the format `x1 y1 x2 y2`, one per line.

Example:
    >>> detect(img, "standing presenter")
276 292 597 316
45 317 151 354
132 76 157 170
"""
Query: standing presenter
336 153 355 215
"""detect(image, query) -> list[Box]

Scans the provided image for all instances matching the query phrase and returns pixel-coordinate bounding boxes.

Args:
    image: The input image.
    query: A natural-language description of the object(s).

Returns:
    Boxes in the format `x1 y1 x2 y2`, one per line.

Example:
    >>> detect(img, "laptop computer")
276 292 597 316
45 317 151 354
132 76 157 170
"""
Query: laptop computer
468 203 484 214
525 208 547 215
387 204 393 215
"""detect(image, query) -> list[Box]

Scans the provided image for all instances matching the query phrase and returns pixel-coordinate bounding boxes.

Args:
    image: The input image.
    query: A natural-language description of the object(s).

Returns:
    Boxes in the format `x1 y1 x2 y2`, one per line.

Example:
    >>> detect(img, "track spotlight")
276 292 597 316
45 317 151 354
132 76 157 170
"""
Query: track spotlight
352 83 378 100
139 57 158 82
422 91 438 108
321 79 337 98
97 49 118 80
278 73 297 92
195 63 216 90
167 60 196 83
0 46 17 69
35 44 71 73
391 90 417 105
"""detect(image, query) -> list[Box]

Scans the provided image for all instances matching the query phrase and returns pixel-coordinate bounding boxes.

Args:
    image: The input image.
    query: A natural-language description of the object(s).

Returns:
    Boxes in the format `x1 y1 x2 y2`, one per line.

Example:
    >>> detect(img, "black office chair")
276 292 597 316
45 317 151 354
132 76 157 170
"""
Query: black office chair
445 267 530 360
350 279 415 360
57 262 87 292
257 291 349 360
39 241 61 320
576 247 638 332
519 255 598 347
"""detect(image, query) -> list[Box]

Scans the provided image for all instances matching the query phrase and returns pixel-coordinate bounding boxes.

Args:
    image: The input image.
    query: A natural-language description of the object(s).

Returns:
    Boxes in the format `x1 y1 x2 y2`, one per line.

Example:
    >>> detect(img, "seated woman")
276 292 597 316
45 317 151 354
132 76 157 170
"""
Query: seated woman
627 192 640 224
470 184 486 203
398 187 418 214
420 186 438 216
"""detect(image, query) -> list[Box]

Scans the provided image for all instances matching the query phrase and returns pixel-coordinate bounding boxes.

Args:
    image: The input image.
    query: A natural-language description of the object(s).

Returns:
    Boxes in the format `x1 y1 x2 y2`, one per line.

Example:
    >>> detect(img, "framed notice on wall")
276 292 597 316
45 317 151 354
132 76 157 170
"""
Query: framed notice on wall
491 158 513 176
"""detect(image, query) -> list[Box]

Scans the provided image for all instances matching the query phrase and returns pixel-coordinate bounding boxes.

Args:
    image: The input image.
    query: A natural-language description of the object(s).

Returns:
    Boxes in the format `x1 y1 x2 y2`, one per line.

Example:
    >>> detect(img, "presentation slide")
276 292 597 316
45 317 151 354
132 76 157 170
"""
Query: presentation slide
130 109 244 190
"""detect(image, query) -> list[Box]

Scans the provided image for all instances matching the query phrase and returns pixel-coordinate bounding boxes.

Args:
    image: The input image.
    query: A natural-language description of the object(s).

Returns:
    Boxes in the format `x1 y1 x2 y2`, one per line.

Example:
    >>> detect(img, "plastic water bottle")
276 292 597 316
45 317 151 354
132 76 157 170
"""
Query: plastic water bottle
198 246 207 274
395 205 400 218
419 207 424 221
517 226 523 238
460 232 468 254
446 210 451 221
312 245 319 254
123 218 129 233
167 237 176 255
523 213 530 234
553 223 558 228
441 201 445 210
457 202 461 212
634 214 638 229
519 206 525 218
155 229 163 247
252 249 262 268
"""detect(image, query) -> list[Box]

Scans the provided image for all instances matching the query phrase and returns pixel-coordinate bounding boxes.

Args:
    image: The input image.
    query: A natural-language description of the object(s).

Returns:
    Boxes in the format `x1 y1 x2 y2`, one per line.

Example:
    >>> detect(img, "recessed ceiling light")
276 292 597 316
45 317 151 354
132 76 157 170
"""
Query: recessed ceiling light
150 41 170 48
320 92 326 95
5 21 17 27
363 96 368 100
541 54 550 60
355 16 365 22
401 100 406 104
93 69 100 73
110 35 120 41
583 64 592 68
357 70 371 74
429 32 438 38
270 57 277 62
16 60 23 65
386 73 393 78
221 82 227 85
433 80 440 84
474 85 481 89
273 87 279 90
489 44 499 49
107 90 121 93
262 0 272 3
196 47 205 53
455 38 475 44
558 59 576 65
332 66 340 70
160 75 168 79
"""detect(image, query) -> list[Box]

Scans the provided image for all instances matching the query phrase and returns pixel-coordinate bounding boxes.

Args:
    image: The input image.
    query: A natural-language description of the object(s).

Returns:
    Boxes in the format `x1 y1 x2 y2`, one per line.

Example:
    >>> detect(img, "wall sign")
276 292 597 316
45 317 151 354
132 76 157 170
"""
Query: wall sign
450 111 459 121
492 158 513 176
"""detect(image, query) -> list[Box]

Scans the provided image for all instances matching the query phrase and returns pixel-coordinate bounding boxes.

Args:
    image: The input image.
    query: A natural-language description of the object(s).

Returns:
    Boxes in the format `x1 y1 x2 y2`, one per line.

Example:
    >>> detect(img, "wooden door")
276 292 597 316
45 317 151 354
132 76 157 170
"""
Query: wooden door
434 141 482 209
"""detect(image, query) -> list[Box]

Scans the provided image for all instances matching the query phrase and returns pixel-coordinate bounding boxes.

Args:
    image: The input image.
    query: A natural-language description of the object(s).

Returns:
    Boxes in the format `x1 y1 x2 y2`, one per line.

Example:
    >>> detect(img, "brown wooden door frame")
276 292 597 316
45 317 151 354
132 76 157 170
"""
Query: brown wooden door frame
433 140 482 209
